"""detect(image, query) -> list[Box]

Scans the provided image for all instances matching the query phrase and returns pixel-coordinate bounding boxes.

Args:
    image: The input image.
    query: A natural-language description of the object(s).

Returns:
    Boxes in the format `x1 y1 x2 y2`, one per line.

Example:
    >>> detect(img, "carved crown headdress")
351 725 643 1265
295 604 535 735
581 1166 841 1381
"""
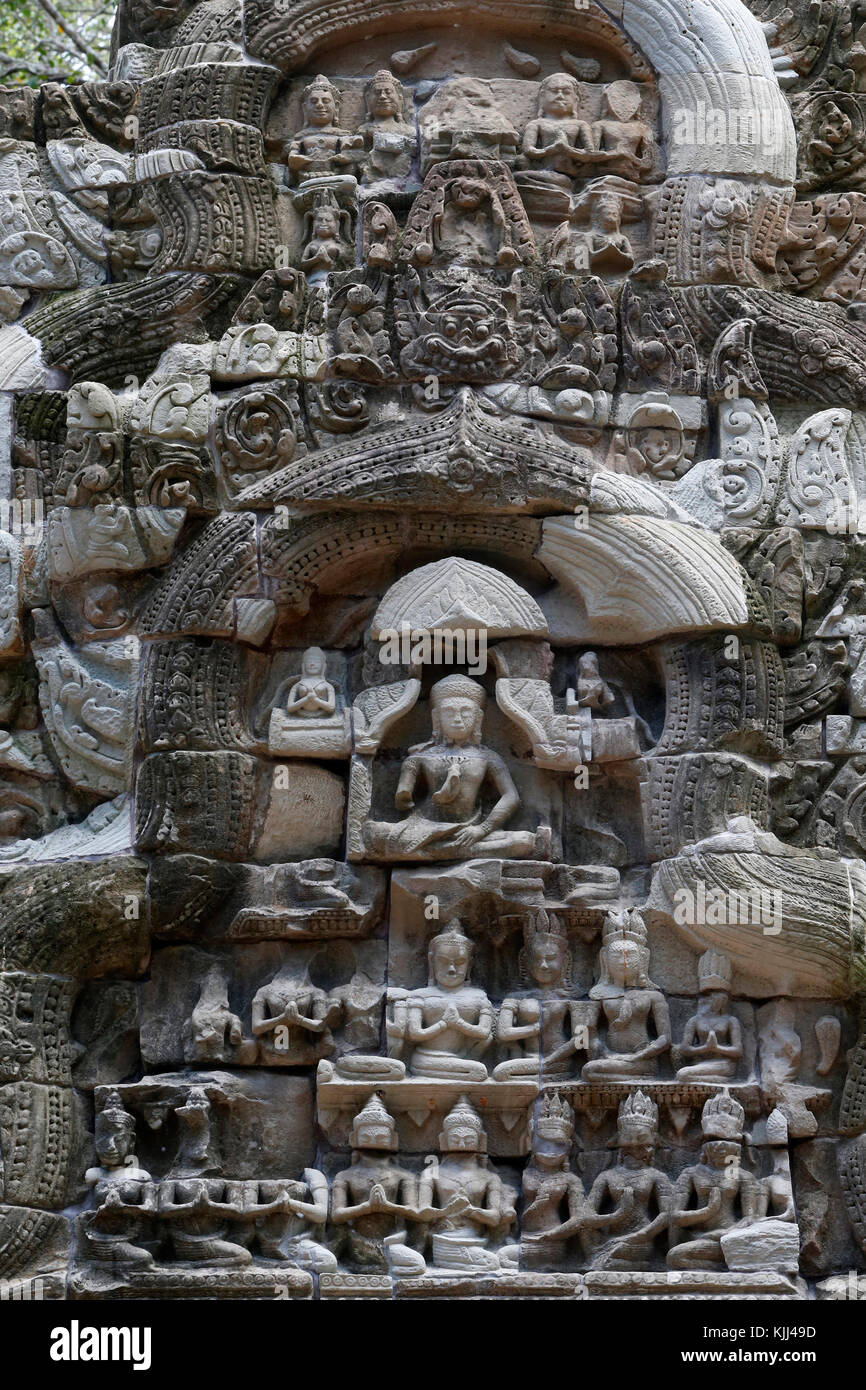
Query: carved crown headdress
701 1090 744 1141
617 1089 658 1144
98 1086 135 1135
302 73 339 117
439 1094 487 1152
698 949 732 992
351 1093 398 1150
430 917 472 953
536 1092 574 1145
519 909 572 987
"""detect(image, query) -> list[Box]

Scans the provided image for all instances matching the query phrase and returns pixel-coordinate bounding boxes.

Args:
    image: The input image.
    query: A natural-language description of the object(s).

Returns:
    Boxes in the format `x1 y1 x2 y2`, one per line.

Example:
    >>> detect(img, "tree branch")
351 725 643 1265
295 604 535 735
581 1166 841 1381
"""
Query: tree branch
31 0 108 74
0 52 68 81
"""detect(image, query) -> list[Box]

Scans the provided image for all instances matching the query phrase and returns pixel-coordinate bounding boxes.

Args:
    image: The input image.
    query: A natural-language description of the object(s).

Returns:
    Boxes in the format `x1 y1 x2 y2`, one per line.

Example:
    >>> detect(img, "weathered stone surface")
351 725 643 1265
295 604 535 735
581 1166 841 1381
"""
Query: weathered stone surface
0 0 865 1303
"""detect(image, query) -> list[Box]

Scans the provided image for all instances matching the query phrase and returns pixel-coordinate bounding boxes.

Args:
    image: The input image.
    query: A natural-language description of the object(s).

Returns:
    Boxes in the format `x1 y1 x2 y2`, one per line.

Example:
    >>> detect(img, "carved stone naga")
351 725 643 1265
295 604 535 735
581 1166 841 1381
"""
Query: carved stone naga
0 0 863 1308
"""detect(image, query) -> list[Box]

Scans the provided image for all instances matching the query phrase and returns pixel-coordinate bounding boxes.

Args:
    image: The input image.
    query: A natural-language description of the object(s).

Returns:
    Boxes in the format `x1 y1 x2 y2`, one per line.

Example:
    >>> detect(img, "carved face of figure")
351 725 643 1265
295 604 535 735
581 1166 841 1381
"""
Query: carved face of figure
302 647 326 677
540 75 579 118
621 1137 654 1165
707 989 730 1013
528 934 566 987
367 74 401 119
628 423 684 477
442 1119 482 1152
96 1115 134 1168
304 83 336 127
437 695 479 744
704 1139 741 1170
606 939 644 988
430 936 471 989
312 208 339 239
819 102 852 146
597 198 621 232
356 1120 396 1149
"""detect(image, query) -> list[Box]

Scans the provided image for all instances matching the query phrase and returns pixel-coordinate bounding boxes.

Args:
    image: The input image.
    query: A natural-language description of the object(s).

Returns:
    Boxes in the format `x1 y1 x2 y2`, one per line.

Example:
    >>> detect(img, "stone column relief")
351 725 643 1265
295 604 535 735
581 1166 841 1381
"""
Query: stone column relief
1 0 866 1302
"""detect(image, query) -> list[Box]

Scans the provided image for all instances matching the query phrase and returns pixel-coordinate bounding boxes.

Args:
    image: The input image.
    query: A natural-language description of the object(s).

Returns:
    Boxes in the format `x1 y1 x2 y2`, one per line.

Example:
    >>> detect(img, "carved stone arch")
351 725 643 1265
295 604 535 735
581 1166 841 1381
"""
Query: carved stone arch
243 0 795 180
260 513 547 621
244 0 655 79
237 389 594 514
538 513 761 644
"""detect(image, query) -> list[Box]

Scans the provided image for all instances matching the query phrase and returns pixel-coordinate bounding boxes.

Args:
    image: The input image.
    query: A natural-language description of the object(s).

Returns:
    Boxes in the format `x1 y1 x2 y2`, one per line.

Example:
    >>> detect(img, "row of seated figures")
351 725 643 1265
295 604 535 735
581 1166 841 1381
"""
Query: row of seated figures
283 71 654 189
324 912 743 1085
81 1088 797 1280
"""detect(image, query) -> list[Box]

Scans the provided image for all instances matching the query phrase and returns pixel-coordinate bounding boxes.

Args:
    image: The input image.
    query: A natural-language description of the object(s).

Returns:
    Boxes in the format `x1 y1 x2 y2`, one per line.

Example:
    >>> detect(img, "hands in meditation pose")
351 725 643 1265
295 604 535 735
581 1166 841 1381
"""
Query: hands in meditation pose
398 918 495 1080
582 910 671 1081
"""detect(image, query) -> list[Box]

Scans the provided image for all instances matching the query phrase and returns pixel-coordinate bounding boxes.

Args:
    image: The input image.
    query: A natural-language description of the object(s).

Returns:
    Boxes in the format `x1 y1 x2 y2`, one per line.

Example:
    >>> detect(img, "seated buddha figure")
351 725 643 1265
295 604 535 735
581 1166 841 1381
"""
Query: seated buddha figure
251 961 342 1066
330 1096 427 1272
520 1094 587 1269
363 674 548 861
585 1091 673 1270
667 1093 759 1270
81 1089 155 1267
359 69 417 183
493 910 586 1080
591 81 654 180
582 909 671 1082
673 950 743 1082
419 1097 518 1272
269 646 349 756
284 647 336 718
283 75 363 184
521 73 594 184
398 919 494 1080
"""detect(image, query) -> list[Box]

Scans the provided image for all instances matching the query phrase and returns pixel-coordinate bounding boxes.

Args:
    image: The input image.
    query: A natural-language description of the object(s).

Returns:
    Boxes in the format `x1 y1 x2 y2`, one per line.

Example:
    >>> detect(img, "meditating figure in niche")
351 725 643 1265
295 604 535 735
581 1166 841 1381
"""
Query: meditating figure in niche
493 910 586 1080
300 196 353 274
576 650 615 709
359 70 417 183
585 1091 672 1270
251 961 342 1065
582 909 671 1081
269 645 349 757
283 75 363 184
330 1095 426 1273
399 918 494 1080
364 674 548 861
667 1093 759 1270
673 950 743 1082
591 81 654 180
433 177 517 268
284 646 336 719
419 1097 518 1272
81 1089 155 1266
573 177 642 272
521 73 594 184
520 1095 587 1268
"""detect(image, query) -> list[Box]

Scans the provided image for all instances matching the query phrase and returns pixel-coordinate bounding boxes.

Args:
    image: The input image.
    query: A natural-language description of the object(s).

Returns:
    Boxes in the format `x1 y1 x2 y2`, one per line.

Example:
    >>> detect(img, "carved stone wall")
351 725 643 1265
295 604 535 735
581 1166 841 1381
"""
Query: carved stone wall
0 0 865 1300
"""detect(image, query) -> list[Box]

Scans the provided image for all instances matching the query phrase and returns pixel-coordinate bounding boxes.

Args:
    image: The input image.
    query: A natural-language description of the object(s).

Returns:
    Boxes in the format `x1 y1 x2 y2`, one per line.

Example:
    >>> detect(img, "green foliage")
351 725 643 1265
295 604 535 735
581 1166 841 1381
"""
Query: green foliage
0 0 114 85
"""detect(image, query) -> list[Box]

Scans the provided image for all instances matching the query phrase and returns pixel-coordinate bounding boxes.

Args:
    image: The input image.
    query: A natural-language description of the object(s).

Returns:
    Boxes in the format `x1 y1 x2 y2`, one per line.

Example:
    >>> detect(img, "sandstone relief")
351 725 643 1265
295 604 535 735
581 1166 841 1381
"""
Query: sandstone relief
0 0 864 1307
